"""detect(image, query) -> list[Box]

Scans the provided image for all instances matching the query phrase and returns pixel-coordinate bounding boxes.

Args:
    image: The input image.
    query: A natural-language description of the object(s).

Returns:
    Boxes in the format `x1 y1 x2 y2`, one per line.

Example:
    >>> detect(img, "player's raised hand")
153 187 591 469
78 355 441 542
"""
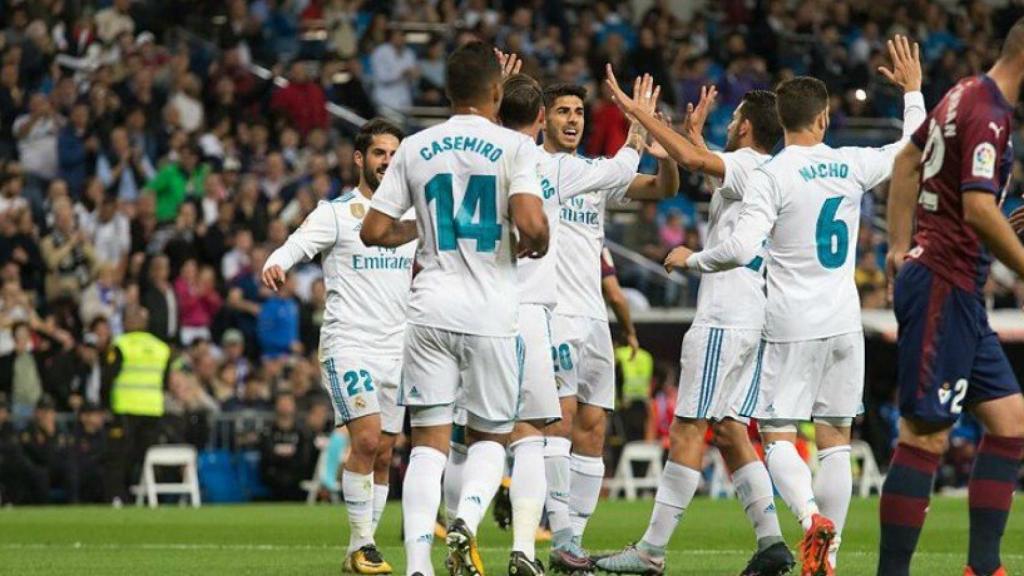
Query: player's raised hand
494 48 522 79
664 245 694 273
604 64 639 117
634 73 661 117
686 85 717 140
878 34 921 93
261 264 286 292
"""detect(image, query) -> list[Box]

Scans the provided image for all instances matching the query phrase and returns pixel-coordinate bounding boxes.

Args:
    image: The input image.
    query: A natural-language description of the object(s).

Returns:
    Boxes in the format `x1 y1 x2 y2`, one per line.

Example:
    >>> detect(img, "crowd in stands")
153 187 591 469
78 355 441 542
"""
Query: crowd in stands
3 0 1024 503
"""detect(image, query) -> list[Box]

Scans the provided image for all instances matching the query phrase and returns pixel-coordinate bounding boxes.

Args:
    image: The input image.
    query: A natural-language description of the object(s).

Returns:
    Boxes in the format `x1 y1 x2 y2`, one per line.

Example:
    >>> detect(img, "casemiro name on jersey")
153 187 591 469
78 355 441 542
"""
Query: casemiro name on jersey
419 135 505 162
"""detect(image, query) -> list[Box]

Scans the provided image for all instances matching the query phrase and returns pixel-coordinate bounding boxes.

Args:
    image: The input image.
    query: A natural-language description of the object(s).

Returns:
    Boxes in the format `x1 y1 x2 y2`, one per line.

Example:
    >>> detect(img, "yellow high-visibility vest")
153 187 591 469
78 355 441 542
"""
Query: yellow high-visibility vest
616 345 653 402
111 331 170 417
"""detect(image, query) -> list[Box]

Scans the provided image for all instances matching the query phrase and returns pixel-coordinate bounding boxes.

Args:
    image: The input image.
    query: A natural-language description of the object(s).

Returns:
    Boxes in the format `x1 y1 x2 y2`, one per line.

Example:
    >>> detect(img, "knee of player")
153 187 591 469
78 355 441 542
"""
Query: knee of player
350 428 382 458
372 446 393 476
711 420 745 450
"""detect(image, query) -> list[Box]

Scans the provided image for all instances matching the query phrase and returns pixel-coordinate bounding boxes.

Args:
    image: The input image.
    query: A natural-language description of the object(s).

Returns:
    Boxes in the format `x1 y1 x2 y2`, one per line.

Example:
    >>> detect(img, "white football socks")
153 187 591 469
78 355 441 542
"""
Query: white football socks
510 437 546 560
765 440 819 531
544 436 573 546
456 440 506 535
639 461 701 553
372 483 388 534
732 460 784 550
814 444 852 567
443 444 467 524
403 446 446 576
569 453 605 541
342 469 374 553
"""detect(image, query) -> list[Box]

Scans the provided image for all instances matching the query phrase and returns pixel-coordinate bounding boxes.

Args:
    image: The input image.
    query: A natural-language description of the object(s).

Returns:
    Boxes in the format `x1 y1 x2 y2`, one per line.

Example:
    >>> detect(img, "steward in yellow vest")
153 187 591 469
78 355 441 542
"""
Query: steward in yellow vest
616 345 654 405
101 305 172 502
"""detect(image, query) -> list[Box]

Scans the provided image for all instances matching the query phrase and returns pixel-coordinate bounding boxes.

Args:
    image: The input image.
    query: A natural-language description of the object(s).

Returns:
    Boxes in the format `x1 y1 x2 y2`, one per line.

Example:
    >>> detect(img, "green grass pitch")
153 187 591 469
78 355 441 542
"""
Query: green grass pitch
1 497 1021 575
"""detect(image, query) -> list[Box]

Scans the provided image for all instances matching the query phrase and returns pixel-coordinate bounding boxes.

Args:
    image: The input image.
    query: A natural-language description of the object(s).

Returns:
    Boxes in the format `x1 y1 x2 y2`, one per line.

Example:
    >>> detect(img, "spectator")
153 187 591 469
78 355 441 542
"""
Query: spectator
624 201 665 262
70 332 104 408
224 372 272 412
96 126 156 201
40 198 97 302
222 228 254 283
14 93 61 187
586 81 629 158
173 259 222 346
57 102 99 197
369 28 418 115
67 402 109 503
86 195 132 268
144 143 207 225
219 328 251 394
257 273 301 360
94 0 136 45
169 73 205 135
163 368 219 448
259 393 309 501
17 395 66 503
269 62 328 136
0 322 44 421
141 255 178 343
80 264 126 336
0 204 44 295
658 210 687 255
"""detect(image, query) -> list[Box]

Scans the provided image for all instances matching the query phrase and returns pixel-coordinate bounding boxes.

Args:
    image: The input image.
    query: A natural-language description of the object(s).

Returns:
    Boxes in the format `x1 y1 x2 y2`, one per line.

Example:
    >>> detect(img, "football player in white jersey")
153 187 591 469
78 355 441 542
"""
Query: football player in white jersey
596 76 795 575
262 118 413 575
542 79 680 572
494 71 646 576
360 41 549 576
663 37 925 576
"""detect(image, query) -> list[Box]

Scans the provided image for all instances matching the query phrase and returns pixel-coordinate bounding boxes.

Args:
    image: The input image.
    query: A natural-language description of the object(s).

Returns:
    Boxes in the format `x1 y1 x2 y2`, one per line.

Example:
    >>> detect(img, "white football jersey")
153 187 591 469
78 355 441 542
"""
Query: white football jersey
263 193 416 357
371 114 543 337
519 146 640 308
690 92 926 341
691 148 771 330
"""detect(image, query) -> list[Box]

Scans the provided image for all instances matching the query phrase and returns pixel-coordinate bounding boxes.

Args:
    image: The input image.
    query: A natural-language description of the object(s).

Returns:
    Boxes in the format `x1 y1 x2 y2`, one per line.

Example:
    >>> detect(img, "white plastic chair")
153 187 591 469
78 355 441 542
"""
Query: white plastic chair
607 441 663 501
132 444 201 508
851 439 885 497
301 444 341 504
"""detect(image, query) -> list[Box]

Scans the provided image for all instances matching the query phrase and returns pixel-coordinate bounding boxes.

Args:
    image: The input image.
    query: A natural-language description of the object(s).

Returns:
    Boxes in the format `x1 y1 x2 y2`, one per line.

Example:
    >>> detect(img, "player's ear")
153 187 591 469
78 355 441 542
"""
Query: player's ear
535 106 546 130
353 150 364 170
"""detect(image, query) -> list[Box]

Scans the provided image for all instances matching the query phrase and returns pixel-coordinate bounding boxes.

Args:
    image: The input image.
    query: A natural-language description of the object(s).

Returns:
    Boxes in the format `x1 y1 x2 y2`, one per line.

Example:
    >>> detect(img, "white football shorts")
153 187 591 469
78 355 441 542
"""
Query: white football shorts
400 324 523 434
676 326 763 423
551 313 615 410
751 331 865 421
517 304 562 423
320 352 405 434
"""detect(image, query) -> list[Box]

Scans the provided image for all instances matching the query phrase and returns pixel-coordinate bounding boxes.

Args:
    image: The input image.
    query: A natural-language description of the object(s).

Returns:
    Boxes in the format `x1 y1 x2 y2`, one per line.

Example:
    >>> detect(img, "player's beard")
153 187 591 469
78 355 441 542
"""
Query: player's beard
724 126 740 153
363 164 382 191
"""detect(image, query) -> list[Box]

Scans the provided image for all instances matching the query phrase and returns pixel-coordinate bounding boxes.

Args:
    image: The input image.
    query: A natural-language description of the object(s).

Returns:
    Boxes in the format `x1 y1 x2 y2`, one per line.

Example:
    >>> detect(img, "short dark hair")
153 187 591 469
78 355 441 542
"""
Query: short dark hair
499 73 543 129
354 118 404 156
445 41 502 105
1001 17 1024 58
738 90 782 151
543 82 587 109
775 77 829 132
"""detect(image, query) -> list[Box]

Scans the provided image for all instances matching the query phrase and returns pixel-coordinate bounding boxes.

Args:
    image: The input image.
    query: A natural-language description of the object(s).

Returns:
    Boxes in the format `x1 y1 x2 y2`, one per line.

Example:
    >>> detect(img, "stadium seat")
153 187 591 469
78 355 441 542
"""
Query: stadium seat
850 440 885 497
606 441 663 501
131 445 202 508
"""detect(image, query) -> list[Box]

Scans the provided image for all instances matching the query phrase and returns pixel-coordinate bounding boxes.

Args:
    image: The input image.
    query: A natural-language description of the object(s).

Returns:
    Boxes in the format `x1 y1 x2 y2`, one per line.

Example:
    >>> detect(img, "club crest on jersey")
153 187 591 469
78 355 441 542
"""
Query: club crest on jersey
972 142 996 179
354 396 367 409
350 203 366 218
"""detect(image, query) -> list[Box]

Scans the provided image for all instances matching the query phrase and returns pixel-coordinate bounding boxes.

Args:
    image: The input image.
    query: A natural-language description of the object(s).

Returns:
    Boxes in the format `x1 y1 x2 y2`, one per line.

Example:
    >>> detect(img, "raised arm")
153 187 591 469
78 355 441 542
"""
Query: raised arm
605 66 723 181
